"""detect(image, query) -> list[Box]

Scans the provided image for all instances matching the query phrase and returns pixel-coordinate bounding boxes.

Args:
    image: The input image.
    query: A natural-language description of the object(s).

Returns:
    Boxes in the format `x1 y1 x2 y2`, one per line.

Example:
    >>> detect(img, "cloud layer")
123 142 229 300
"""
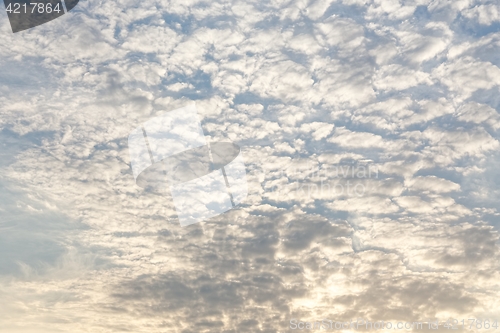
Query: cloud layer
1 0 500 332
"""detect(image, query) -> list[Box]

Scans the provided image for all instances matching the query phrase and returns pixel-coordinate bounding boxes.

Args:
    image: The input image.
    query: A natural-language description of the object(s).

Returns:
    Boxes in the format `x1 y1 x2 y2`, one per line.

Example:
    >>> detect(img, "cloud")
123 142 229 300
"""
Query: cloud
433 57 500 100
1 0 500 331
462 4 500 26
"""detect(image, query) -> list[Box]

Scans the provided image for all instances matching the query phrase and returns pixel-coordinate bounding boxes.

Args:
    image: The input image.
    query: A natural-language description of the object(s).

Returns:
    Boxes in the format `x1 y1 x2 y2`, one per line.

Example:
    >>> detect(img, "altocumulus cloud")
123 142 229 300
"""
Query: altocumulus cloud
1 0 500 332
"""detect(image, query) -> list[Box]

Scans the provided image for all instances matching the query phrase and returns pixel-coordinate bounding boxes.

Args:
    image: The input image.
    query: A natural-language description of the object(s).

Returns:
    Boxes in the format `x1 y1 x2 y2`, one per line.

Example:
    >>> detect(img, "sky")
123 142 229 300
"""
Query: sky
1 0 500 332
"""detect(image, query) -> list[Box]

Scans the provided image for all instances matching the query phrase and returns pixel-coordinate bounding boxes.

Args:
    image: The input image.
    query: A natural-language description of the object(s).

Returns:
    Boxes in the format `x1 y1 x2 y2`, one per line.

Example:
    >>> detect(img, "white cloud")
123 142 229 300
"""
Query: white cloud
405 175 461 193
433 57 500 100
300 122 335 140
374 64 432 91
423 127 499 159
328 127 408 150
121 25 180 54
462 4 500 26
1 0 500 331
456 102 500 130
